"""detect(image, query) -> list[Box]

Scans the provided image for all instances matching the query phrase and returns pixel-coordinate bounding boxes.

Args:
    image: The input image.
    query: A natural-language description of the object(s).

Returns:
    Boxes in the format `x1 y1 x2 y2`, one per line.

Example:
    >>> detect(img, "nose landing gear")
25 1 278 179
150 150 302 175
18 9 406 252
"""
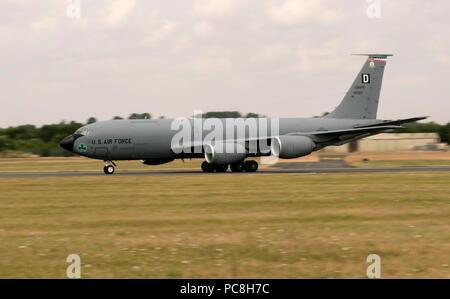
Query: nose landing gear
103 161 116 175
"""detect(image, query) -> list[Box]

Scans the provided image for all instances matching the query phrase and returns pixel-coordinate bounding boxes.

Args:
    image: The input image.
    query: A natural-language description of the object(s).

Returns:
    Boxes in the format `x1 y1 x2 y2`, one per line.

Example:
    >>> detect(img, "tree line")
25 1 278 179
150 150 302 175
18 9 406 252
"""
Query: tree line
0 112 448 157
0 113 155 157
394 122 450 144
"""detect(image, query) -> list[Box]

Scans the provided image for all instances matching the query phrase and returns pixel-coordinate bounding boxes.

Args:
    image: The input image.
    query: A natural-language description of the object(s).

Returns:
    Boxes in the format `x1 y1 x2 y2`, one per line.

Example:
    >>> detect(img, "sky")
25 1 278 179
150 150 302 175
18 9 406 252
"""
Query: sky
1 0 449 127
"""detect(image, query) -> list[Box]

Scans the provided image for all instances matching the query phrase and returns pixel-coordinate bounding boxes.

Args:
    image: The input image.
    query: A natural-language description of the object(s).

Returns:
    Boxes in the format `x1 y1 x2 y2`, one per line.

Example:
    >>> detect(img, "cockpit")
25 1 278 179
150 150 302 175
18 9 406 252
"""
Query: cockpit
75 128 93 136
60 127 93 152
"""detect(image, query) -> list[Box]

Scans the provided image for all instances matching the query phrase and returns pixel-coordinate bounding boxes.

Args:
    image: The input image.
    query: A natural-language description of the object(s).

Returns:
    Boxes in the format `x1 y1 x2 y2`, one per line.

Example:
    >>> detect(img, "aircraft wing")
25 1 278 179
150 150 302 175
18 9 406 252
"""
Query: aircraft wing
172 125 406 153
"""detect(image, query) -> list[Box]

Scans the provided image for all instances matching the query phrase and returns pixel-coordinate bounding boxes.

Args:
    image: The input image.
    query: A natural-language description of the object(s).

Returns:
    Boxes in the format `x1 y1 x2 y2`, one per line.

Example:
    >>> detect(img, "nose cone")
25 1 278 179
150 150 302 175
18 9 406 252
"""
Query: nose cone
60 135 75 152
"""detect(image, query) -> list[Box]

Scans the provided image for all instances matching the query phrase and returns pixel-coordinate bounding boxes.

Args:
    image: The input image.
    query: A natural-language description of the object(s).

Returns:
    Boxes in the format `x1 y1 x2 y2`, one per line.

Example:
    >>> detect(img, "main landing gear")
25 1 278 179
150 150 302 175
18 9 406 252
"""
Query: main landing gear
103 161 116 175
201 160 258 173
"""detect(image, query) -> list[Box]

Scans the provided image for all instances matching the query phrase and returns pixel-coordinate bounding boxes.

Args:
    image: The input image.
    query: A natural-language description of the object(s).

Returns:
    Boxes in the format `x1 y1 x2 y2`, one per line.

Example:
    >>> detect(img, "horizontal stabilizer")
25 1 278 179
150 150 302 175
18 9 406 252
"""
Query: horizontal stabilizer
354 117 428 128
289 125 403 138
351 54 393 59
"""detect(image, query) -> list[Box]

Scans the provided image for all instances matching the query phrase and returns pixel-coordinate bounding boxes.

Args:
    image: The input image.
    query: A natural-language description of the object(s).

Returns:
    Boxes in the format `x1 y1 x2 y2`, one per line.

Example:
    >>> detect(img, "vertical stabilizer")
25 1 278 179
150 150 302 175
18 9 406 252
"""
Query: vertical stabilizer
325 54 392 119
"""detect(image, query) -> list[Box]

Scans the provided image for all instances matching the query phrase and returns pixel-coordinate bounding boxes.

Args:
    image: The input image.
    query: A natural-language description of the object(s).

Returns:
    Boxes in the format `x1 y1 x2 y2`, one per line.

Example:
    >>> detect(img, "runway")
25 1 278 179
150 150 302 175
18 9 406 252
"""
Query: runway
1 166 450 178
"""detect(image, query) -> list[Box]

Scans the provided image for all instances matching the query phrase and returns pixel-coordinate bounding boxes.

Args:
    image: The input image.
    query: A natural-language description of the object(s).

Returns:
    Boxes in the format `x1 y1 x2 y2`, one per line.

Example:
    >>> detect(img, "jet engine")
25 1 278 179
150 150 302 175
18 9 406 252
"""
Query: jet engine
141 158 174 165
271 135 314 159
204 142 246 165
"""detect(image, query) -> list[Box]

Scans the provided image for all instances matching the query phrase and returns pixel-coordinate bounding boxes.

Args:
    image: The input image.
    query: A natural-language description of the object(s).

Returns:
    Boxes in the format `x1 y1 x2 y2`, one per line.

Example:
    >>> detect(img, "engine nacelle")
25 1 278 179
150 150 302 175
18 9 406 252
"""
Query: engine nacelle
141 158 174 165
271 135 314 159
204 142 246 165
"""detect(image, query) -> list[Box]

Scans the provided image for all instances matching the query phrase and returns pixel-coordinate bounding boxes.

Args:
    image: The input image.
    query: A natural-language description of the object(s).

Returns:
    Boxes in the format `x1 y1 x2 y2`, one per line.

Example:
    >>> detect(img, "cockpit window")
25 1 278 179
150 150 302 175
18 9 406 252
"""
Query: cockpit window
75 128 93 136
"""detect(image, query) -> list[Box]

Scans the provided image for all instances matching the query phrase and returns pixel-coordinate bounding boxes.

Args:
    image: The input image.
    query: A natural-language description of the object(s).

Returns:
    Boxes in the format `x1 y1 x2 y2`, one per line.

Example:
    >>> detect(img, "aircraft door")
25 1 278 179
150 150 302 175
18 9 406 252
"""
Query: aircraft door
94 147 108 159
110 143 133 159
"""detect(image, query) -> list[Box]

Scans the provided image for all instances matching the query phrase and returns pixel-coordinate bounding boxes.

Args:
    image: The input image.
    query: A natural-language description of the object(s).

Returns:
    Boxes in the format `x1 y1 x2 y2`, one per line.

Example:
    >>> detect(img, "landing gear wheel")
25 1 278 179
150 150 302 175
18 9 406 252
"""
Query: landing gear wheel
201 161 214 173
214 164 228 173
244 160 258 172
230 161 245 173
103 165 115 175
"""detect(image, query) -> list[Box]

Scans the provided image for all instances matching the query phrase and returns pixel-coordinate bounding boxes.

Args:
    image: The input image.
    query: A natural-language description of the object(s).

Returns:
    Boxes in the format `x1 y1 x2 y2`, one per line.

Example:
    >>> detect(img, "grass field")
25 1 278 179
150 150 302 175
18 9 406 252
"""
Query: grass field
0 172 449 278
346 152 450 168
349 159 450 168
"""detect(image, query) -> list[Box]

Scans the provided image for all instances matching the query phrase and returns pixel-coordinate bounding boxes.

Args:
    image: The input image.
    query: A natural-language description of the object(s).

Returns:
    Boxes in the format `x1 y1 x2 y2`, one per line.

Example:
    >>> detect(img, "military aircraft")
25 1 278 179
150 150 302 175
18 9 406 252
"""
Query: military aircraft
60 54 426 174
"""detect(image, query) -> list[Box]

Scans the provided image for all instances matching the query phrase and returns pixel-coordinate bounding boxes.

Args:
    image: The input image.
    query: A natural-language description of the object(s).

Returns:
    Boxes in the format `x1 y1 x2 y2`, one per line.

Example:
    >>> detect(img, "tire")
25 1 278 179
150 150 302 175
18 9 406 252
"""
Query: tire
201 161 214 173
214 164 228 173
244 160 258 172
230 161 245 173
103 165 115 175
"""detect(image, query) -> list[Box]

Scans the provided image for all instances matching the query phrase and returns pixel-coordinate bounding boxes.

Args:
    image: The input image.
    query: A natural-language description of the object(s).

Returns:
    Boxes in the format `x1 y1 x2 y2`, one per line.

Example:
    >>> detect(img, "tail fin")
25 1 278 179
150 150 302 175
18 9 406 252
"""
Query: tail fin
325 54 393 119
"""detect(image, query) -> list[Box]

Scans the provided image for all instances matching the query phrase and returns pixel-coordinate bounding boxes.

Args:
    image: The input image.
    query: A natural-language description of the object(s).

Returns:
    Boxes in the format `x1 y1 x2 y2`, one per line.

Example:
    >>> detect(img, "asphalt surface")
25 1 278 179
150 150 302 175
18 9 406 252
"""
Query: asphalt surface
0 167 449 178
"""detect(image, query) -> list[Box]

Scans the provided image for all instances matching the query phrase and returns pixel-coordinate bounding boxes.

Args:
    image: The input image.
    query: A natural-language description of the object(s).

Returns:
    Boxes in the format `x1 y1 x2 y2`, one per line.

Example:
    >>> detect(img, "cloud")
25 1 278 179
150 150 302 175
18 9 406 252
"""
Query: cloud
105 0 138 28
194 21 214 37
1 1 450 126
294 41 343 72
143 19 177 46
185 56 232 74
391 75 429 85
191 0 236 16
250 44 292 64
429 33 450 66
30 16 57 32
267 0 341 24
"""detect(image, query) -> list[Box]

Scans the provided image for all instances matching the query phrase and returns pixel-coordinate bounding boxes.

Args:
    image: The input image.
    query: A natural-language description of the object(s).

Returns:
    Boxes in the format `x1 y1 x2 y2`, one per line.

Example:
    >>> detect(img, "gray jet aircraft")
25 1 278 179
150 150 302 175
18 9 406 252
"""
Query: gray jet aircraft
60 54 426 174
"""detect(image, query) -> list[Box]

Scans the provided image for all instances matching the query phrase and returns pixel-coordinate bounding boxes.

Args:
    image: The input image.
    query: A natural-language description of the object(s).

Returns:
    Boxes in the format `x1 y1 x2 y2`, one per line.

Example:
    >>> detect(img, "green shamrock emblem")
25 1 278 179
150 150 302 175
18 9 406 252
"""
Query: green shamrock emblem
78 143 87 152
